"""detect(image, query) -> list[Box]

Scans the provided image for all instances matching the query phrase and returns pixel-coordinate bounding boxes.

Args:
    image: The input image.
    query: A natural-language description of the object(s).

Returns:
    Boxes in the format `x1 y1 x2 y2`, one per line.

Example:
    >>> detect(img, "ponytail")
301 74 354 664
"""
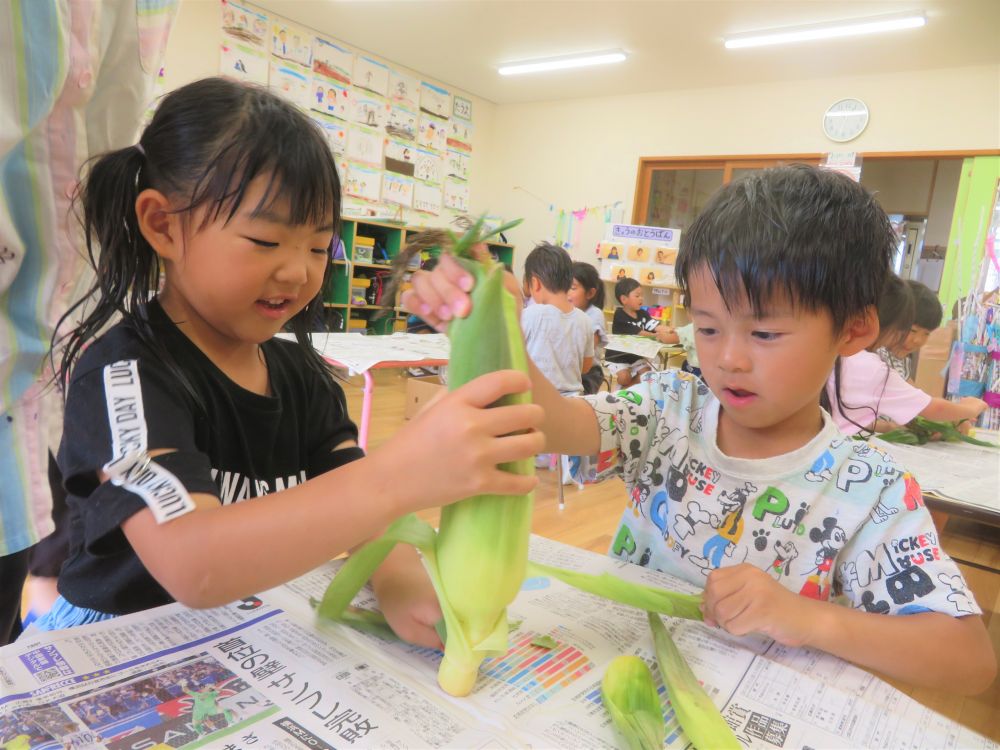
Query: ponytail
54 143 153 390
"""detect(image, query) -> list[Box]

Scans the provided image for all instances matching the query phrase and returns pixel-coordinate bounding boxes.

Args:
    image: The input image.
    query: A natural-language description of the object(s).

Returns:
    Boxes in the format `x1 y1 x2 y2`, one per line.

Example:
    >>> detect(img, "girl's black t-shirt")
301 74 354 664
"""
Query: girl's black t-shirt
57 301 361 614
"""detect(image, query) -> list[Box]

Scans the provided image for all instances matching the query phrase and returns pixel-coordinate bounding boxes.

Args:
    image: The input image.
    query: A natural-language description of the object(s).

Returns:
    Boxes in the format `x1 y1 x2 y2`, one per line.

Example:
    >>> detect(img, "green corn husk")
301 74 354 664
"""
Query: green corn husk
648 612 740 750
528 561 704 621
601 656 665 750
433 250 534 695
319 216 533 697
877 416 999 448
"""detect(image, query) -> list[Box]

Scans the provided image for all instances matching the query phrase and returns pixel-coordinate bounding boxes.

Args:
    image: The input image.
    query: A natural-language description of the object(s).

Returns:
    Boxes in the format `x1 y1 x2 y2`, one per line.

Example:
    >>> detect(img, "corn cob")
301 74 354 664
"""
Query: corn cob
601 655 665 750
648 612 740 749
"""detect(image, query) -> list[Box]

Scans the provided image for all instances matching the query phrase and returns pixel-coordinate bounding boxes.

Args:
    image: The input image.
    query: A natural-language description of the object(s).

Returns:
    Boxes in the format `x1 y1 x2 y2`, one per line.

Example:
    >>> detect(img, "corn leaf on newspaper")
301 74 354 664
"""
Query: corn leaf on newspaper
2 536 994 749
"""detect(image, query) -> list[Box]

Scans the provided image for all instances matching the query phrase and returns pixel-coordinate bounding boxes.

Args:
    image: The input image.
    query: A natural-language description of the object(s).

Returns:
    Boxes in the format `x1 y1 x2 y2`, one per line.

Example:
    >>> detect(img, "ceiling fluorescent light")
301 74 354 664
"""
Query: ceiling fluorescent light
498 50 626 76
724 12 925 49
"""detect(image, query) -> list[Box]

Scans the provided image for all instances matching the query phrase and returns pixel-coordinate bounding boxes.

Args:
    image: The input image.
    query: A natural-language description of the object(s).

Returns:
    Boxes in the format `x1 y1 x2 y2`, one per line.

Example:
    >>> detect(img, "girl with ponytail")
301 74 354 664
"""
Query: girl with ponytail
38 78 541 642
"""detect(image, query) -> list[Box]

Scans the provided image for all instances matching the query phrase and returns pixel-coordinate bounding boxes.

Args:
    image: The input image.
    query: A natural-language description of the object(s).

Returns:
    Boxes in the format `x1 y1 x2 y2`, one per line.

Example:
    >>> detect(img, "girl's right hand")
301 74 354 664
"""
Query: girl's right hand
379 369 543 513
400 254 523 332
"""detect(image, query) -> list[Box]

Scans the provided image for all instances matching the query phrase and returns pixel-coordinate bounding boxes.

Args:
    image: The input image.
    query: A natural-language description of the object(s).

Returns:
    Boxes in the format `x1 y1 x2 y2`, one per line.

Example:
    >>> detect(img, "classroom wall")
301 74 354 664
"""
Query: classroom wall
162 0 497 228
481 64 1000 275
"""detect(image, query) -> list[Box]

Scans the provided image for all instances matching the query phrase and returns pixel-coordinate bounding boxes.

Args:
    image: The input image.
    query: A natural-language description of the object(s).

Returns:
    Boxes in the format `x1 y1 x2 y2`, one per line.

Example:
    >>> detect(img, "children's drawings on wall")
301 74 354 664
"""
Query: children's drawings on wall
390 70 418 110
415 148 442 184
221 1 267 48
384 139 415 177
386 106 417 141
221 3 473 221
383 172 415 208
444 179 469 213
271 21 312 66
346 125 383 165
414 181 442 215
312 37 352 85
345 163 381 203
446 119 472 153
311 80 350 120
418 115 446 152
311 113 347 156
607 265 634 282
269 61 311 110
599 242 622 260
354 57 389 97
446 149 469 182
453 95 472 121
352 93 387 129
420 82 450 120
654 247 678 264
220 42 268 85
627 245 652 263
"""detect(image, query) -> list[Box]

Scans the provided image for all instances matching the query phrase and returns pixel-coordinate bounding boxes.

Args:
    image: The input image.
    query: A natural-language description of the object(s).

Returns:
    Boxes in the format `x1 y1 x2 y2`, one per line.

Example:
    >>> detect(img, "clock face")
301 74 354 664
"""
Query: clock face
823 98 869 143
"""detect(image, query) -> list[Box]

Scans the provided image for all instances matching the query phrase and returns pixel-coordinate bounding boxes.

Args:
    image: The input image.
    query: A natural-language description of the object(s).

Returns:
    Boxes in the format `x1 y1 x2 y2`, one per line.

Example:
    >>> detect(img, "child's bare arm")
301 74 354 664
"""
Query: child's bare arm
120 370 543 609
920 396 987 424
401 254 600 457
702 565 996 694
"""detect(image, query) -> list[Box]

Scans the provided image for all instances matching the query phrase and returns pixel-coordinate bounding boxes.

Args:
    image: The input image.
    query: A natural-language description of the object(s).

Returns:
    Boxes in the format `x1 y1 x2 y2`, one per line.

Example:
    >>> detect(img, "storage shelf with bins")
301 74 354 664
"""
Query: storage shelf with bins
323 219 516 335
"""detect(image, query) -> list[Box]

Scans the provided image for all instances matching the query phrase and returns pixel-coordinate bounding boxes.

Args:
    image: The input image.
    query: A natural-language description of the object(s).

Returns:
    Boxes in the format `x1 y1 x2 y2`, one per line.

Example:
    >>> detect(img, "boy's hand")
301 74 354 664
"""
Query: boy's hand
371 546 443 649
655 326 677 344
701 564 820 648
400 254 523 332
378 369 544 514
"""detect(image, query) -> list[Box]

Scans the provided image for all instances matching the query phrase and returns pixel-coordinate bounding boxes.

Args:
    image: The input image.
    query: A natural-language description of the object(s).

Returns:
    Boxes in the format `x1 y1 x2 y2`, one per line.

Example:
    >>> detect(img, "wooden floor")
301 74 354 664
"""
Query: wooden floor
353 369 1000 742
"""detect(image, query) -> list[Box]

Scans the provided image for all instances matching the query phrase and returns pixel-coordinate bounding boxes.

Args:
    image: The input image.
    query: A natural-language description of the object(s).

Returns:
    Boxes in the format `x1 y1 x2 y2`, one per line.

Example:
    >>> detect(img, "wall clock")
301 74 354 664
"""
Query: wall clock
822 98 869 142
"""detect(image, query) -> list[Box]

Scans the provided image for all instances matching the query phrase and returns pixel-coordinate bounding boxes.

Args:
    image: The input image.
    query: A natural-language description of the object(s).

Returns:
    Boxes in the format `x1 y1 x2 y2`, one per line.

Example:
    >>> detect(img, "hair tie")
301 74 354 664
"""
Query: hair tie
134 143 146 157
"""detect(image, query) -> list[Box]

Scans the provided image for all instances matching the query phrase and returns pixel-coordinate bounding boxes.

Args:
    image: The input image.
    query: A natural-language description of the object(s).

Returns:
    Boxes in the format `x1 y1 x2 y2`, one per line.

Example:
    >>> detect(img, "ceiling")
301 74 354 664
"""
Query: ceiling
254 0 1000 104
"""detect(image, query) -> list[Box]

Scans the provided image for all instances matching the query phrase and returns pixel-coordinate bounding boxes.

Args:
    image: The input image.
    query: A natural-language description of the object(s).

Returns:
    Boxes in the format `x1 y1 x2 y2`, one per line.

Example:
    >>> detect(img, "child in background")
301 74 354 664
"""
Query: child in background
35 78 541 646
609 278 678 387
877 279 943 381
568 261 607 394
828 275 987 435
405 165 995 694
520 244 594 396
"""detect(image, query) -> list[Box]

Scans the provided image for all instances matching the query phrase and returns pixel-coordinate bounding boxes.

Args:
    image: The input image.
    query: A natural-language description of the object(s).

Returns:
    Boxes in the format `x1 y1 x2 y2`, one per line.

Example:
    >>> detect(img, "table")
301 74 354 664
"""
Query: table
296 332 450 450
605 333 685 369
872 430 1000 527
3 536 994 749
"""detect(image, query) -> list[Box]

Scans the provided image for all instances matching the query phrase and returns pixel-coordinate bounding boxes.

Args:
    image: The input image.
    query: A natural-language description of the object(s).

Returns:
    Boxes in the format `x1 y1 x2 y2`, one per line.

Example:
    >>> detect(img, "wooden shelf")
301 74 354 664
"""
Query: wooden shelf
331 216 515 335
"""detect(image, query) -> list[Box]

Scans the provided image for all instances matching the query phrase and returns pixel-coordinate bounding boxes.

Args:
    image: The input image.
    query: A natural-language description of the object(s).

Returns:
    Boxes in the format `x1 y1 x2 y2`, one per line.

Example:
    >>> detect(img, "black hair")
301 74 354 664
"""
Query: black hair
676 164 895 332
615 277 640 305
523 242 572 293
676 165 896 438
875 274 915 350
907 279 943 331
53 77 342 411
571 261 605 309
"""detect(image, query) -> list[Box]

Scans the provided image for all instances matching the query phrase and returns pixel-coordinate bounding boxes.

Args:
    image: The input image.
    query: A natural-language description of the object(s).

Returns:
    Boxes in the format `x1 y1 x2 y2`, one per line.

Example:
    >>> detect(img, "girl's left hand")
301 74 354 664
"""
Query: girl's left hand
701 564 820 648
370 546 443 649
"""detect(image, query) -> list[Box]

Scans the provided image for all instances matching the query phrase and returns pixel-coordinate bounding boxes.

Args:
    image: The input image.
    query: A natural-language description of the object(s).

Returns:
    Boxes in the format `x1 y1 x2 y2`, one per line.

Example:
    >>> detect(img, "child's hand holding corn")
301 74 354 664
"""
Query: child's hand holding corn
401 254 523 332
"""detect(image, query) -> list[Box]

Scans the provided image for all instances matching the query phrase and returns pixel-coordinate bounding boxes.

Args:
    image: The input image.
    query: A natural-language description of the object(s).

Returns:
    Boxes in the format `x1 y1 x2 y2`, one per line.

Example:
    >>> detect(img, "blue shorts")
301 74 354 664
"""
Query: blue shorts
30 596 117 633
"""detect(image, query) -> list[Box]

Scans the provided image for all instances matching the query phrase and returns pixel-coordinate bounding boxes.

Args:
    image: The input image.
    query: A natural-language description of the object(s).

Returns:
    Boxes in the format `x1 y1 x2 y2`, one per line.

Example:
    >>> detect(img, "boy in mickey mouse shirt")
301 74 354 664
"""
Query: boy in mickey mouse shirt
405 165 995 694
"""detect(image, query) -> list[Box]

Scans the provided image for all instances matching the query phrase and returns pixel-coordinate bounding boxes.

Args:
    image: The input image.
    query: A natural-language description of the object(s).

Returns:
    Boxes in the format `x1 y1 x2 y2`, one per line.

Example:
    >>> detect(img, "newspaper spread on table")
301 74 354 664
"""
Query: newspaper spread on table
605 334 682 362
2 536 993 750
871 429 1000 516
277 332 451 375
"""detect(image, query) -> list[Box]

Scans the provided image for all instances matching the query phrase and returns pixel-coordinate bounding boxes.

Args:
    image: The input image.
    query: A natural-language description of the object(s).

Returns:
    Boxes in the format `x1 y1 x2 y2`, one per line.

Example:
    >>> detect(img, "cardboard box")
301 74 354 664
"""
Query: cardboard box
912 321 955 398
404 376 445 419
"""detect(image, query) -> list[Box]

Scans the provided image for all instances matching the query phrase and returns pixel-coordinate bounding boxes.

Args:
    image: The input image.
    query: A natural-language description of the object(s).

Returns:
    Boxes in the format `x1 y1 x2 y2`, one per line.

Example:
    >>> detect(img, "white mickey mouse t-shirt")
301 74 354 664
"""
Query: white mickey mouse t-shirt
583 370 981 618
